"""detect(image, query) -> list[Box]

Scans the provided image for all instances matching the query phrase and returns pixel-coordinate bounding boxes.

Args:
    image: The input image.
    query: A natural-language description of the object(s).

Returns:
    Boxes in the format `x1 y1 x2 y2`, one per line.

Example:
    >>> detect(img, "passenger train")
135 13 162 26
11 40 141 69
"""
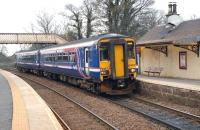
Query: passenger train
15 34 137 95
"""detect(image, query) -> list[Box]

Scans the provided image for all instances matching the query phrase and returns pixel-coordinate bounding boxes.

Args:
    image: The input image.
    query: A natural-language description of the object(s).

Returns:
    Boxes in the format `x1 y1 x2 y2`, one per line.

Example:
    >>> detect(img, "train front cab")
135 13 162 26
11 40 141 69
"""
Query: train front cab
98 37 136 95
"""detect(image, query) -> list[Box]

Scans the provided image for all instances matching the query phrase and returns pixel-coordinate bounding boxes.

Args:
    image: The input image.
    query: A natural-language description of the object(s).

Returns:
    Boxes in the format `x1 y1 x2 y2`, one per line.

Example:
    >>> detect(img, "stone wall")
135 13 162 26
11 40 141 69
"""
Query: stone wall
137 81 200 107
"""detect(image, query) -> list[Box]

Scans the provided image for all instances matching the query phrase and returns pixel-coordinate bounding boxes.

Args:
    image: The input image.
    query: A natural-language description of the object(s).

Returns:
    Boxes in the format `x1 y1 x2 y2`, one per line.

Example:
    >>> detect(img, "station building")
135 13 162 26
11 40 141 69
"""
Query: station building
137 3 200 80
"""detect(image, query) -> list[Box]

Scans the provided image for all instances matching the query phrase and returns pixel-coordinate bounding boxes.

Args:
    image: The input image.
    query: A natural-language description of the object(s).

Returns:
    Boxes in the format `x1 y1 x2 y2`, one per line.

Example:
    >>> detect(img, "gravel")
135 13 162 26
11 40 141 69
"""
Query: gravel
134 95 200 116
13 71 168 130
26 80 113 130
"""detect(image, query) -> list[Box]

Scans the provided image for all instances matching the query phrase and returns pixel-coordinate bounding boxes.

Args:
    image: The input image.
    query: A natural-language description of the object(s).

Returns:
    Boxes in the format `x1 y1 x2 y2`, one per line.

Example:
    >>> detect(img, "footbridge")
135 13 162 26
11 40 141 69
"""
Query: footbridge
0 33 67 44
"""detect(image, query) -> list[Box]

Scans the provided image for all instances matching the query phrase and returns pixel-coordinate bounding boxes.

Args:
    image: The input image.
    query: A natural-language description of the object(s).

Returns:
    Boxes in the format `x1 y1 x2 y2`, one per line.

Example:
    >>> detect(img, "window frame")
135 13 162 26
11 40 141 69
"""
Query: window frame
179 51 187 70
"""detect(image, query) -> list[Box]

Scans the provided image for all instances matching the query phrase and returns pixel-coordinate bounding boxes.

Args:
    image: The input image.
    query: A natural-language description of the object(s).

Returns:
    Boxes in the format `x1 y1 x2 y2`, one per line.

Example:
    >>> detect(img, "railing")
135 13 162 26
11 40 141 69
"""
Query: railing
0 33 67 44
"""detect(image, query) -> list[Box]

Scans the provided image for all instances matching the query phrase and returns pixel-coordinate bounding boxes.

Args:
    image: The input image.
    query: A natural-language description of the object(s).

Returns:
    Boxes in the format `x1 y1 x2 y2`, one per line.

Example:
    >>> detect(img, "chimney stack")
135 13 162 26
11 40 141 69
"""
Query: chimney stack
172 2 177 14
167 2 178 17
168 2 173 15
166 2 183 27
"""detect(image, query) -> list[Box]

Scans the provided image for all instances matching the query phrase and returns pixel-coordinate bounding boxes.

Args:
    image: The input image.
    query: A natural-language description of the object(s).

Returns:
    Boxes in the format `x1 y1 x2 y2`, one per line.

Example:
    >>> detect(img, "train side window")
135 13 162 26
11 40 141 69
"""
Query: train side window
71 52 76 62
57 54 63 61
45 55 51 62
47 55 50 62
45 55 47 62
63 55 67 61
46 56 49 62
85 51 89 63
58 56 62 61
69 53 72 62
52 54 56 62
49 56 51 62
100 46 109 61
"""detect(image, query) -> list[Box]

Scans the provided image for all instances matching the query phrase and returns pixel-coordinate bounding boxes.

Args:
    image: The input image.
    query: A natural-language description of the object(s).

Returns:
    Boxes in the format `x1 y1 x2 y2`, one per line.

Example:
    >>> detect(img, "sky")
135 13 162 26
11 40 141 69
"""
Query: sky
1 0 200 55
0 0 83 33
0 0 199 33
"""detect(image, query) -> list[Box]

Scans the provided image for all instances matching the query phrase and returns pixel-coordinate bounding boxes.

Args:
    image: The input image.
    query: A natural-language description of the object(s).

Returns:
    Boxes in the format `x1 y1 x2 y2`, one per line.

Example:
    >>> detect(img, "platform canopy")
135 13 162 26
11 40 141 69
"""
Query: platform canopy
0 33 67 45
137 19 200 46
137 19 200 56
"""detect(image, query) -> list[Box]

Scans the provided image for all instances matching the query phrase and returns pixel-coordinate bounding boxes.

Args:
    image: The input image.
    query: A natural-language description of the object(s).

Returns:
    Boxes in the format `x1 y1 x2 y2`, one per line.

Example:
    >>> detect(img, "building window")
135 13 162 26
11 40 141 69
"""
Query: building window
179 51 187 69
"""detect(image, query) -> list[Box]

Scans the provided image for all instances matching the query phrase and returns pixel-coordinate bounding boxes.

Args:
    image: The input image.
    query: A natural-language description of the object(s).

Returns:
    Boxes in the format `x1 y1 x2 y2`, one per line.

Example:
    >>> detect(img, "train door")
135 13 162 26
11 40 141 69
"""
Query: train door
84 48 89 75
114 45 125 77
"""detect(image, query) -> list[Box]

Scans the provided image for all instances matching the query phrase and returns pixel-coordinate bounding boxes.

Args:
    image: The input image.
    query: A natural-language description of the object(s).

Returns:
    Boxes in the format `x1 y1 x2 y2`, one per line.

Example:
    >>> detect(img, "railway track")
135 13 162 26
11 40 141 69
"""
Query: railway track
49 105 71 130
12 71 118 130
109 96 200 130
135 97 200 122
8 69 200 130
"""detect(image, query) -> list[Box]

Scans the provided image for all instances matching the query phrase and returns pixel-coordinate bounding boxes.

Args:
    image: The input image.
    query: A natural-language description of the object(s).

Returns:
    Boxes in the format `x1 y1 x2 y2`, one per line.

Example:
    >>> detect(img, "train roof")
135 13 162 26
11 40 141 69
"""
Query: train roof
40 33 130 53
15 33 132 54
42 33 128 49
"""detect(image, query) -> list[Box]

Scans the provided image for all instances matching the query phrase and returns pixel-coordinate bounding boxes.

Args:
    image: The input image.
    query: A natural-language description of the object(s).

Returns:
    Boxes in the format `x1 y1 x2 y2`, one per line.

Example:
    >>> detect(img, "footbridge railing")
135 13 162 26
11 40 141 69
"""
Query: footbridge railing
0 33 67 44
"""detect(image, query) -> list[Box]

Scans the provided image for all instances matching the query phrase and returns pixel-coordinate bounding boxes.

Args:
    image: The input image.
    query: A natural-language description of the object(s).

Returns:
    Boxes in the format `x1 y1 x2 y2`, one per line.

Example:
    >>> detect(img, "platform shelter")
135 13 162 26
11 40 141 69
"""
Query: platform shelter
137 3 200 80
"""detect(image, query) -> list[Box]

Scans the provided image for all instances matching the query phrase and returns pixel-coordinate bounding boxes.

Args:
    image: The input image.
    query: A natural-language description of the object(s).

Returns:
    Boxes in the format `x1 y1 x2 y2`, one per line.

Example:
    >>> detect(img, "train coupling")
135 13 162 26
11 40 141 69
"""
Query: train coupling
117 80 126 88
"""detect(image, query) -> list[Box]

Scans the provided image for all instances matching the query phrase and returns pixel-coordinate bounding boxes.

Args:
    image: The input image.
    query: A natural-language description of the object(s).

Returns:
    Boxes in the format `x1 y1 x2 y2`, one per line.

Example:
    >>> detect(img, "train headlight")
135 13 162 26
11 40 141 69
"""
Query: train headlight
100 68 109 75
129 68 135 73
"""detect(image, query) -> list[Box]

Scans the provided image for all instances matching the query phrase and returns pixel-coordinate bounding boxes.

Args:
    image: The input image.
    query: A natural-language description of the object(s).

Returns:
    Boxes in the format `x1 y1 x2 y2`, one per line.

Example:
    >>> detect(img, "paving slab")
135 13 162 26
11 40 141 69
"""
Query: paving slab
0 69 63 130
0 73 12 130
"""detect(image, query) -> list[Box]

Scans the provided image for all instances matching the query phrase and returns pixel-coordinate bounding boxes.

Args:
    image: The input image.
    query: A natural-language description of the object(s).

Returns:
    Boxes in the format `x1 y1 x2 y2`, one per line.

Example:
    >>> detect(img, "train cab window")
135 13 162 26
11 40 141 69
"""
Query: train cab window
100 46 109 61
128 45 135 59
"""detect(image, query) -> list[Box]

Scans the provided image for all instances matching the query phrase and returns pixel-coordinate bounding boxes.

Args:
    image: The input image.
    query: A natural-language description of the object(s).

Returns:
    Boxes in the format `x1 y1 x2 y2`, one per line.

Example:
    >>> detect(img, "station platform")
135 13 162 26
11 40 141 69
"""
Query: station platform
137 75 200 92
136 75 200 107
0 69 63 130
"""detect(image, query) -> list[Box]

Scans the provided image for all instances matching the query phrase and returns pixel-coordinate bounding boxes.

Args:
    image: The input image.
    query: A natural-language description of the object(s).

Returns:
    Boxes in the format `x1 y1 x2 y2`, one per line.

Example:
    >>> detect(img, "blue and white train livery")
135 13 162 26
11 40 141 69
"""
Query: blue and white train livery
16 33 137 95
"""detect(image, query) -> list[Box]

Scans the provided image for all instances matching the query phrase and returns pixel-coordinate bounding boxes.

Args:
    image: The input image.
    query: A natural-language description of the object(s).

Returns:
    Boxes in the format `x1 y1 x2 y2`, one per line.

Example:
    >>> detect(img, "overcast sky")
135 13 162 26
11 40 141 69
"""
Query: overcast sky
0 0 199 33
1 0 200 56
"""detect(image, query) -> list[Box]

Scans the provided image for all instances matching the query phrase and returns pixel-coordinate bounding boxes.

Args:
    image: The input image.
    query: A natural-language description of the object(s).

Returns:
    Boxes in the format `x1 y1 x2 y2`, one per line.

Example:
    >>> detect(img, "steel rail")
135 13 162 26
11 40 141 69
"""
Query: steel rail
108 98 181 130
108 97 200 130
48 105 71 130
13 72 118 130
134 97 200 122
10 69 200 130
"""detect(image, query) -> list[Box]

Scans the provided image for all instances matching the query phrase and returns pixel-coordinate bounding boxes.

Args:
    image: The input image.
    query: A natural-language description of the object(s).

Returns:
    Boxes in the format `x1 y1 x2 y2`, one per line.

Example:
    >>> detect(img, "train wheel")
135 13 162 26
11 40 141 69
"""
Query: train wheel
39 71 43 76
90 85 96 93
95 84 101 95
52 74 58 80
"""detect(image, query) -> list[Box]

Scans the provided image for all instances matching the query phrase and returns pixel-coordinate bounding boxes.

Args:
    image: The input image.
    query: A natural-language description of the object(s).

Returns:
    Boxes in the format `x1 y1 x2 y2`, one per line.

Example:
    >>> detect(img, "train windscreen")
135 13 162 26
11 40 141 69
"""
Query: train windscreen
100 45 109 61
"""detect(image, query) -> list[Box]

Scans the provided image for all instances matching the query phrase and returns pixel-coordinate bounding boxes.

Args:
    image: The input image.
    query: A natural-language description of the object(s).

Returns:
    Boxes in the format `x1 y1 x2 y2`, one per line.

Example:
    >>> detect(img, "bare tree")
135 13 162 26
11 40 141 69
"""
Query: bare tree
191 14 198 20
30 23 35 33
134 9 165 37
61 0 163 38
36 11 55 34
65 4 83 39
0 44 8 55
82 0 100 38
66 29 78 41
97 0 156 36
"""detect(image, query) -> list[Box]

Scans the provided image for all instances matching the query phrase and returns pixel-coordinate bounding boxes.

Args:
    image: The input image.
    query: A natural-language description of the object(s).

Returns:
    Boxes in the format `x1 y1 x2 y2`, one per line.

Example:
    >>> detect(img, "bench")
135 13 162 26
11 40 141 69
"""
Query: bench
144 67 163 76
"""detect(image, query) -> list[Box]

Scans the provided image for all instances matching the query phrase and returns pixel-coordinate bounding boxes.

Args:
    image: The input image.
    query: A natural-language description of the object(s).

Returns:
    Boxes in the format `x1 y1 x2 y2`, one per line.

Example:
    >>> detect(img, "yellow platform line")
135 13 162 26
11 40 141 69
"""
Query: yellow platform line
0 70 29 130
